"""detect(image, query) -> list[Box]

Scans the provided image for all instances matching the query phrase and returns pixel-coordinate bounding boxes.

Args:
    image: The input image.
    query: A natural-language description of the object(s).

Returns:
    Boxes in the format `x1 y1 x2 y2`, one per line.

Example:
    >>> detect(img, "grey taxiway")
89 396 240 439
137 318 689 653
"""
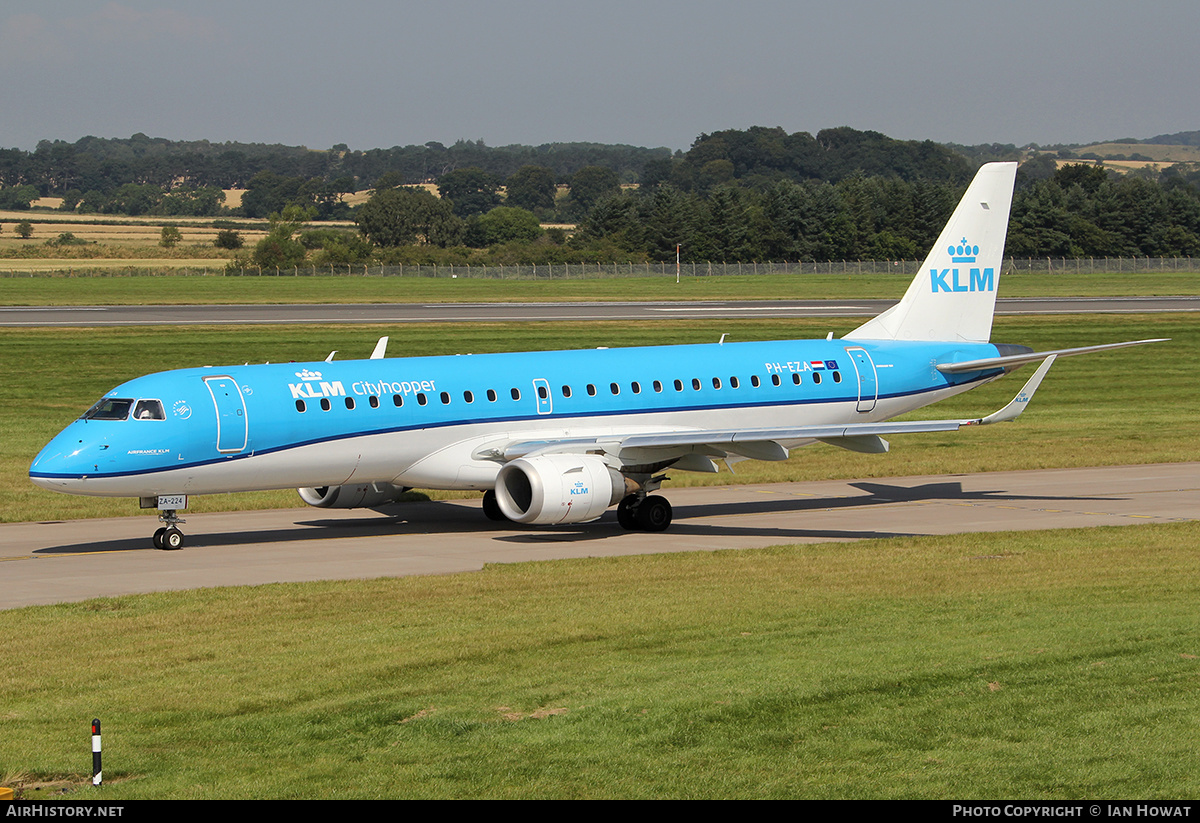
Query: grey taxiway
1 296 1197 326
3 463 1196 610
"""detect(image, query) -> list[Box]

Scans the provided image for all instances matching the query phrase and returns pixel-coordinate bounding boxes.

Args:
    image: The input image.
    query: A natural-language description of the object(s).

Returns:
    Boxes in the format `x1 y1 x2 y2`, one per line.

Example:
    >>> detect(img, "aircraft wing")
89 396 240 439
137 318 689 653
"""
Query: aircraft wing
481 356 1059 467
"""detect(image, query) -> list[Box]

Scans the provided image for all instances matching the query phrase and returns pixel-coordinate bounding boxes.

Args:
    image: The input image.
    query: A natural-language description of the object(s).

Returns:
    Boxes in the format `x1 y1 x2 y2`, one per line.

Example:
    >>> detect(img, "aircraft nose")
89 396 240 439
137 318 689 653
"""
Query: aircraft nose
29 426 107 490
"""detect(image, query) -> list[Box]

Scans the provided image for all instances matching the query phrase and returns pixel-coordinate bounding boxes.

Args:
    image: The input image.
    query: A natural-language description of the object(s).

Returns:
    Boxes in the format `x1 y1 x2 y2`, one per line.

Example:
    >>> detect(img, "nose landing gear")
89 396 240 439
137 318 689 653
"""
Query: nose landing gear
152 510 186 550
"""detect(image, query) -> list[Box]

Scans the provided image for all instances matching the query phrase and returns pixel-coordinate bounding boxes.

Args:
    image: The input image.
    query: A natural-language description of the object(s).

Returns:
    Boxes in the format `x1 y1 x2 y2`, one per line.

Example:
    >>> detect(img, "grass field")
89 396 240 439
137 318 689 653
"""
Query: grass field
2 314 1196 523
2 521 1198 798
1 270 1198 305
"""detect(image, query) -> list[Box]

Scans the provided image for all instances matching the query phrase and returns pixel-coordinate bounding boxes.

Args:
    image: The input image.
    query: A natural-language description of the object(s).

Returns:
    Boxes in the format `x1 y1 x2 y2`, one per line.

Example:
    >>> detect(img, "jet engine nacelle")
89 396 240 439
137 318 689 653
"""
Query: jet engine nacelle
298 482 409 509
495 454 627 524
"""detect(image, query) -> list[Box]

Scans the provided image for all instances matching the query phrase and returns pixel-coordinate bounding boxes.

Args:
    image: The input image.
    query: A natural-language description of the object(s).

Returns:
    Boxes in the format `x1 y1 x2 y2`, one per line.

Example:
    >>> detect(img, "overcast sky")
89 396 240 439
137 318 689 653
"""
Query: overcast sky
2 1 1197 152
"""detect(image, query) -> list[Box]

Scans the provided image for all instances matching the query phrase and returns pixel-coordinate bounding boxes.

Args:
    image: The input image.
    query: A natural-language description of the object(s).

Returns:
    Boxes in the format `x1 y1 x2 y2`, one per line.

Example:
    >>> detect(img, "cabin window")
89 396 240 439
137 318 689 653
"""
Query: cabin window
561 385 572 398
510 388 521 401
712 377 722 390
692 378 701 391
610 382 620 395
295 400 306 413
771 374 781 386
812 372 821 384
82 398 133 421
417 393 428 405
833 371 842 383
674 379 683 392
369 395 380 408
751 375 760 388
729 376 739 389
631 381 641 394
538 385 548 400
792 373 801 385
345 397 355 410
320 398 331 411
587 384 597 396
464 390 474 403
440 392 451 405
487 389 497 402
653 380 663 393
393 394 403 407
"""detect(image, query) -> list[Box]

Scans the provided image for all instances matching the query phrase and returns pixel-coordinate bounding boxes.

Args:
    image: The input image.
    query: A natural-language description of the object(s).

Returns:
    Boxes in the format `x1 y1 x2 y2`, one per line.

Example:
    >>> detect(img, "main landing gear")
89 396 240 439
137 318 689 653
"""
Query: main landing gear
152 510 186 550
482 489 508 521
616 493 672 532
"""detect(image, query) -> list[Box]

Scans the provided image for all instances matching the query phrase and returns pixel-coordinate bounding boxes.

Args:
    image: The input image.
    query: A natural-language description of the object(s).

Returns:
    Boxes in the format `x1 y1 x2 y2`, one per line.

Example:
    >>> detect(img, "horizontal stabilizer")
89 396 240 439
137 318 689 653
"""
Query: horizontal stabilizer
938 338 1167 373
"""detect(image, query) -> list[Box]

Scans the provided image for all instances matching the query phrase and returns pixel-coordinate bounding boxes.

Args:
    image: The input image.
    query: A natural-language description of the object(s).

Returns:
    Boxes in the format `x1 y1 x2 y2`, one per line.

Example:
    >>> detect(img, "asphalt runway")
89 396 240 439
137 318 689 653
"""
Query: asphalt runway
3 462 1195 610
2 296 1197 326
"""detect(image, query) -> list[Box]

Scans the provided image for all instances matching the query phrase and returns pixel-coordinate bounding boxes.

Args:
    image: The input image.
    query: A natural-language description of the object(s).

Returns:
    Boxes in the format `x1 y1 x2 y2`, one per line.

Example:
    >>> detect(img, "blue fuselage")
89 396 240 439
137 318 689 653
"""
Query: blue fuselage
30 337 1004 498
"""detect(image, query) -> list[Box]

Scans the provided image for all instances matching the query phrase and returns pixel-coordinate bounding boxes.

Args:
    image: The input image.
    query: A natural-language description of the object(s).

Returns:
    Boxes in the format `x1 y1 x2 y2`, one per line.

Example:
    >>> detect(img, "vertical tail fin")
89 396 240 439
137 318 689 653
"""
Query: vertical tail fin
844 161 1017 343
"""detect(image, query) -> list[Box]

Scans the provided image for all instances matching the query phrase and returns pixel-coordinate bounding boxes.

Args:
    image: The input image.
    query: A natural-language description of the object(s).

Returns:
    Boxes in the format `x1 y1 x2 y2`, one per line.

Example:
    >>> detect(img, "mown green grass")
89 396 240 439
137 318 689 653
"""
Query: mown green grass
2 522 1198 798
0 270 1197 305
3 315 1195 522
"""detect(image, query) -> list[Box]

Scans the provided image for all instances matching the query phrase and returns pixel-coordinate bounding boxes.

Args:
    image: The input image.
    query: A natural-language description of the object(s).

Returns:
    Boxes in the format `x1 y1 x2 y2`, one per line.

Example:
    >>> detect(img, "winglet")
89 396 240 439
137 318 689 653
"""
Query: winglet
370 336 389 360
966 355 1057 426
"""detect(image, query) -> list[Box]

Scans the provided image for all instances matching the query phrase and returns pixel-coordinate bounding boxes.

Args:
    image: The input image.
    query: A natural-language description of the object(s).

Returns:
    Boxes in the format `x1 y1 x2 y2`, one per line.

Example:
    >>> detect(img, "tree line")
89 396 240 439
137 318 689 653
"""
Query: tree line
4 127 1200 263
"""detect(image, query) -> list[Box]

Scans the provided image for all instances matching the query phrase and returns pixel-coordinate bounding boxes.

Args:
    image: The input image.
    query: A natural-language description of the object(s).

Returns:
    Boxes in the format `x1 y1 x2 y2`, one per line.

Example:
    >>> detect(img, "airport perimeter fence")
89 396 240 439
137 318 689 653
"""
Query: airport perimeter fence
0 257 1196 279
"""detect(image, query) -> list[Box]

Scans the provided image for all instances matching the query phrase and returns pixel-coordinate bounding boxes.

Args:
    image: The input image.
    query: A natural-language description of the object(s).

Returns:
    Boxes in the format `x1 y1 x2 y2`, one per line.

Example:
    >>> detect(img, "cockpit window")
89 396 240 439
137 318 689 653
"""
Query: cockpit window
82 398 133 421
133 399 165 420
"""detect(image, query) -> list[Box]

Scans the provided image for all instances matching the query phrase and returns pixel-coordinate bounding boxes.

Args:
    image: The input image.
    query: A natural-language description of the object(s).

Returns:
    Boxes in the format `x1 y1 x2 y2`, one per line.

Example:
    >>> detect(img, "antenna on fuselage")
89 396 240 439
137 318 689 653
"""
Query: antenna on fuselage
325 351 337 362
370 336 389 360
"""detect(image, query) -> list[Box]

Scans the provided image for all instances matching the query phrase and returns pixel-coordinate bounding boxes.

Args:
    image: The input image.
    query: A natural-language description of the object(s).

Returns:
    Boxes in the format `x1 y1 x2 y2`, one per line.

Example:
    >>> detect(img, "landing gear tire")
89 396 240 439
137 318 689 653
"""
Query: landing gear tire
617 495 639 530
162 527 185 550
482 489 507 521
635 495 672 532
153 508 187 550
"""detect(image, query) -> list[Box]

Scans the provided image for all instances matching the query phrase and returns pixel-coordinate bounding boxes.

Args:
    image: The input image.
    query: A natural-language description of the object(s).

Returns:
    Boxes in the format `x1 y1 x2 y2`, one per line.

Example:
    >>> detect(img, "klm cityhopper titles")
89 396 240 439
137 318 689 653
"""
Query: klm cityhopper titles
30 163 1163 549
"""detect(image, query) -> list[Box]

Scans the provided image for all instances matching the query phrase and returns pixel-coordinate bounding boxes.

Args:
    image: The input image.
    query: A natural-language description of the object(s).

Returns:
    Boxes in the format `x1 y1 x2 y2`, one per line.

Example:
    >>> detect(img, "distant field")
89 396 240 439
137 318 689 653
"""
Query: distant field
1076 142 1200 164
0 209 266 258
0 208 354 255
0 258 231 271
29 189 248 211
1054 142 1200 174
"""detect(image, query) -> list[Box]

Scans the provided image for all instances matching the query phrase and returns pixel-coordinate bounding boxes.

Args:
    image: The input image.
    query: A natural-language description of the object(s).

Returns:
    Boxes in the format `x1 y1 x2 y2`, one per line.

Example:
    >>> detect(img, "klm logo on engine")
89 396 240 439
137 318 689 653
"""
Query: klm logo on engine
930 238 994 293
569 480 589 496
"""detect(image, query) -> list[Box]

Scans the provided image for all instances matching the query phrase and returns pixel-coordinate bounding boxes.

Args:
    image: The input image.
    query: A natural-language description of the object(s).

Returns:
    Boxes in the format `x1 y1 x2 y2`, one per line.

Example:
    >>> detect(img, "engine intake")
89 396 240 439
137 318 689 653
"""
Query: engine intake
495 455 626 524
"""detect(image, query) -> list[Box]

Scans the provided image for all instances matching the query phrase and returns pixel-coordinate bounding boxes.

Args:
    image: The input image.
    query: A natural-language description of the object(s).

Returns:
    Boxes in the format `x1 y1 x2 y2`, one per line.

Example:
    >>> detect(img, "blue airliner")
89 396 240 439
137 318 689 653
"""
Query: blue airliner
30 163 1162 549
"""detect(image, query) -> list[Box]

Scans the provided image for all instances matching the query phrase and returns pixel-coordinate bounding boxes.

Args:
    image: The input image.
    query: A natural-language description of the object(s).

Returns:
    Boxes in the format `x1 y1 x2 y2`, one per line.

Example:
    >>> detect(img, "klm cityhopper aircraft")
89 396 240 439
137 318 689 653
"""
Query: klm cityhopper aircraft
30 162 1162 549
